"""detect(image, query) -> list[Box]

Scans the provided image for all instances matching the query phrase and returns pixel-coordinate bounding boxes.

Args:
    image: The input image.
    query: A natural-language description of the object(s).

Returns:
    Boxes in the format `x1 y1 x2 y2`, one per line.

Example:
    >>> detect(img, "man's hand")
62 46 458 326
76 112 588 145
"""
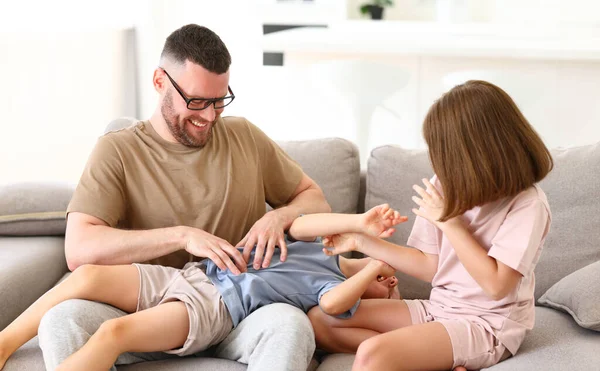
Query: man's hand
360 203 408 238
322 232 364 256
237 210 288 270
184 228 247 275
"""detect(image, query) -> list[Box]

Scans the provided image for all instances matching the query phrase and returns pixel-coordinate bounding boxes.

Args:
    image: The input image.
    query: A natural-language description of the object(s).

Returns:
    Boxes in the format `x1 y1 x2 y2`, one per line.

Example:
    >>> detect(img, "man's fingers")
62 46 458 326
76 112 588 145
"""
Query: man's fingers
253 235 267 269
206 250 227 272
210 245 241 275
242 235 257 263
278 237 288 262
236 234 249 248
261 238 277 268
223 244 247 273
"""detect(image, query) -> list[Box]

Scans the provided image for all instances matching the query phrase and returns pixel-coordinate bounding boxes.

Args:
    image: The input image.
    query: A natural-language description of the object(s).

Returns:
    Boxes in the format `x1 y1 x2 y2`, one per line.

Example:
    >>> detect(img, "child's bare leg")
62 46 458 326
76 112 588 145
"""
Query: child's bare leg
352 322 454 371
0 264 139 369
308 299 413 353
56 301 189 371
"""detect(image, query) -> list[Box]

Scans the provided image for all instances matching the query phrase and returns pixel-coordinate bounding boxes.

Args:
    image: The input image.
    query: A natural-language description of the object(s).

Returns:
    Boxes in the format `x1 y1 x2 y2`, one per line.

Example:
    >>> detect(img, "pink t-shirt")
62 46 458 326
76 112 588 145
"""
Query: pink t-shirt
407 175 551 355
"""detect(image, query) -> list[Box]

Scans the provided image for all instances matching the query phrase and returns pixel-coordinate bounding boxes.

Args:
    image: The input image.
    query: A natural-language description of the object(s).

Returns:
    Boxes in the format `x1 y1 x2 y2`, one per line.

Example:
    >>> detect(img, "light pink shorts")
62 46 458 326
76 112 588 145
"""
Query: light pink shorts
405 299 510 370
134 262 233 356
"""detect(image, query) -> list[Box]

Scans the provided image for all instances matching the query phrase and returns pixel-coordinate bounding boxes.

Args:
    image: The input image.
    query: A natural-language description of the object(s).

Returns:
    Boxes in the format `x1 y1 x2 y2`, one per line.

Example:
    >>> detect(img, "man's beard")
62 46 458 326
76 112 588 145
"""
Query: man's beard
160 90 214 148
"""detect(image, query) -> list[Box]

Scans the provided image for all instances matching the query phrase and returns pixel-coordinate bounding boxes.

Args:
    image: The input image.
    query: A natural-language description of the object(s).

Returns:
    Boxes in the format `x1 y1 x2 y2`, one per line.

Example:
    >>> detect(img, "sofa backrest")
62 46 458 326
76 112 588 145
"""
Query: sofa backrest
277 139 360 214
362 142 600 301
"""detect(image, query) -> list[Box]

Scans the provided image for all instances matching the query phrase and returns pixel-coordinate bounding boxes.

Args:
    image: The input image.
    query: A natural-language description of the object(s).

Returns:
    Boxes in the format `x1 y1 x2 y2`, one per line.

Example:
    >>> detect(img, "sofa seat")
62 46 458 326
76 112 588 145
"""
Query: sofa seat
314 306 600 371
4 336 321 371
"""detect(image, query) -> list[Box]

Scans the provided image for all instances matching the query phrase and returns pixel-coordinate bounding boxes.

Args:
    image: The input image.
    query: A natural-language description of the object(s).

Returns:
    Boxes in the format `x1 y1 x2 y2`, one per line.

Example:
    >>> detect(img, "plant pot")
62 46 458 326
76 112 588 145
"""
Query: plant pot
366 5 384 20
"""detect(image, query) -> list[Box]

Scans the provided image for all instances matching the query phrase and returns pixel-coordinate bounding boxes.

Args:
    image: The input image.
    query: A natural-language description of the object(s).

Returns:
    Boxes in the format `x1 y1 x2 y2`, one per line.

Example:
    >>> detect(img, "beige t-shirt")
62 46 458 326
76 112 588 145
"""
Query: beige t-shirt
68 116 304 269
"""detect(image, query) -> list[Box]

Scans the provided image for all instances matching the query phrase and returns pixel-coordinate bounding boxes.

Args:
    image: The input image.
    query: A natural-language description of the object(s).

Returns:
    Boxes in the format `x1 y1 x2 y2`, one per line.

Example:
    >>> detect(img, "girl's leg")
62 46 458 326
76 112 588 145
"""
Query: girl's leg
352 321 454 371
308 299 413 353
0 264 139 368
56 301 189 371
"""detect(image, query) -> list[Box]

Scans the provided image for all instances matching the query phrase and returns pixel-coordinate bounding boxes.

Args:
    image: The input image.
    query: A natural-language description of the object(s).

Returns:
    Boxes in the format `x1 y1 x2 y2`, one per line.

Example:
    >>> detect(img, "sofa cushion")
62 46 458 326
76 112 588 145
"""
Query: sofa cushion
537 260 600 331
481 307 600 370
365 146 434 300
0 183 74 236
535 142 600 301
365 142 600 301
278 138 360 214
314 307 600 371
0 237 68 330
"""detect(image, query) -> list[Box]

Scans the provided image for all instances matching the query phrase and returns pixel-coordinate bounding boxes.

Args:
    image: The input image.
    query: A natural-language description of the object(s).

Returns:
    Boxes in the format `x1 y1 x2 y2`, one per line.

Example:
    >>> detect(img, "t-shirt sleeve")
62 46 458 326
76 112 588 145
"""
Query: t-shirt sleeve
406 175 441 255
245 119 304 208
318 281 360 319
487 199 550 276
67 135 126 227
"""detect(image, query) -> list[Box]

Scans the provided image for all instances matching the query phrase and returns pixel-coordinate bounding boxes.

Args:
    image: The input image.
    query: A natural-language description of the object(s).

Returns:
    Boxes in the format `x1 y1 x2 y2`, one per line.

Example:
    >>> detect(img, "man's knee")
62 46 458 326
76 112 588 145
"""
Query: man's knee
258 304 314 338
39 299 92 335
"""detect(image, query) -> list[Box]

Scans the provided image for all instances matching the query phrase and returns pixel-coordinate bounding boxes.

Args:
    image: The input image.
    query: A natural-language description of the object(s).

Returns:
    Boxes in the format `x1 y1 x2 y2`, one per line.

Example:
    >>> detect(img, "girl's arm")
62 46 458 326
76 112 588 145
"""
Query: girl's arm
412 178 521 300
439 219 521 300
287 204 407 242
319 259 392 316
324 233 439 283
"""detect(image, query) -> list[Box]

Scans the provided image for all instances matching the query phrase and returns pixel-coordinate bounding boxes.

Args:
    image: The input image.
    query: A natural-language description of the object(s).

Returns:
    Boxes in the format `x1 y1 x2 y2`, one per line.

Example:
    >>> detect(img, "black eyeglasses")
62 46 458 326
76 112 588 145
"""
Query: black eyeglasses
159 67 235 111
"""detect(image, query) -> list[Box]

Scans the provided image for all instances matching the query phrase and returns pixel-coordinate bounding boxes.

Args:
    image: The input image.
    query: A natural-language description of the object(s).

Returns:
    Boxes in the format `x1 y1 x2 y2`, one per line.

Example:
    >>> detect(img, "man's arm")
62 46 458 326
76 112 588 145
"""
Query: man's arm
239 173 331 268
65 212 246 274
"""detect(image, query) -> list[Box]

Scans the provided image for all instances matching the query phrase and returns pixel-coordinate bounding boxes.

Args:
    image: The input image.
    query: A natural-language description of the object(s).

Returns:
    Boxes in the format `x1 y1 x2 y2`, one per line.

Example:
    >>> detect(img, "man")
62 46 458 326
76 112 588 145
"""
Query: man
37 24 331 371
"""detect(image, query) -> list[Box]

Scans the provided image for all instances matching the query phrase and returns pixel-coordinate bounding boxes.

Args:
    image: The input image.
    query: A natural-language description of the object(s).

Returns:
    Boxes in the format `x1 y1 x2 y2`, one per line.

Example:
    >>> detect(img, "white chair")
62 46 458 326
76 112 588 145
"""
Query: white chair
307 59 410 167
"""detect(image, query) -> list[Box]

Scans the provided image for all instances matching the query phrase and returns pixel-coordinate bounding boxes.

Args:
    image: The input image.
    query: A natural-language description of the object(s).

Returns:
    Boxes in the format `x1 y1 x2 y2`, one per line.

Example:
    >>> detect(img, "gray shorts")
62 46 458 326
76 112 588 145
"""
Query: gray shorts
133 262 233 356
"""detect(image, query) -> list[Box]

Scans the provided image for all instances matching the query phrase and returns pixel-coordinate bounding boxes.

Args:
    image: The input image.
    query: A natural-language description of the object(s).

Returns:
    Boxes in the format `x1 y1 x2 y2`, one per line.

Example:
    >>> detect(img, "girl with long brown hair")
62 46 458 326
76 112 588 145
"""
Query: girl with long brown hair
308 80 553 371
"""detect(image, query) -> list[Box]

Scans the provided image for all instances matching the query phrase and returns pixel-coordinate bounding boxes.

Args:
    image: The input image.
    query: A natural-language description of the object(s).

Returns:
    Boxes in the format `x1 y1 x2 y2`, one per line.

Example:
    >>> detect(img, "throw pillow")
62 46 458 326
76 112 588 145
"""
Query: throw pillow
538 260 600 331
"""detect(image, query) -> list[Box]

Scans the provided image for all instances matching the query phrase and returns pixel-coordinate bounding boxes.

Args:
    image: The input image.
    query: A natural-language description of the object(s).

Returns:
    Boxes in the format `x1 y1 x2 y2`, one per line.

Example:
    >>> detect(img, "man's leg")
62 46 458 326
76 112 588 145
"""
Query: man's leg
214 303 315 371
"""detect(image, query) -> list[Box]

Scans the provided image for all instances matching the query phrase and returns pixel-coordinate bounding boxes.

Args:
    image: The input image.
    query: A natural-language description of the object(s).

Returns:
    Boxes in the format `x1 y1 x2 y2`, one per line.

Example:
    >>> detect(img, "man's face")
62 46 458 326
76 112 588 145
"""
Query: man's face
159 61 230 148
361 275 400 300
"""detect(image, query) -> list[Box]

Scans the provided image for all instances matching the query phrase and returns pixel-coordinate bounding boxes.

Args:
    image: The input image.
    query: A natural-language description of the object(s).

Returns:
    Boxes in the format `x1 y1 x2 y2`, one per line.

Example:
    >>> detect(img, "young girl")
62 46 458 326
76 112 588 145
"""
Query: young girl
0 204 405 371
308 80 553 371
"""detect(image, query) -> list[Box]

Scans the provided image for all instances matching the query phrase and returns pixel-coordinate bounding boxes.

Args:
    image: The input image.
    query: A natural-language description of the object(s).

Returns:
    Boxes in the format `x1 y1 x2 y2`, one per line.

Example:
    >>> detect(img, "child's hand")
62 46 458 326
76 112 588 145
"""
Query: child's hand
368 258 396 278
360 204 408 238
411 178 445 224
322 233 363 256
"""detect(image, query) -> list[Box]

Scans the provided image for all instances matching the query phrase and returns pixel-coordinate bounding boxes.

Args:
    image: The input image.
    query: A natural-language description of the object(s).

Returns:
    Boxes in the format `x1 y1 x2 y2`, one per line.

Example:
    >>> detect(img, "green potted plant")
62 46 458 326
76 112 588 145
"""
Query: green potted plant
360 0 394 20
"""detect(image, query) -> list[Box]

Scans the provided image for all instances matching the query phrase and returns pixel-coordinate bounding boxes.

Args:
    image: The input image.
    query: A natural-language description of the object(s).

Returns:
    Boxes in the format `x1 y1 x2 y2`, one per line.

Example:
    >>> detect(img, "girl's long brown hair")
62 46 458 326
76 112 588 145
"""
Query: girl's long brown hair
423 80 553 221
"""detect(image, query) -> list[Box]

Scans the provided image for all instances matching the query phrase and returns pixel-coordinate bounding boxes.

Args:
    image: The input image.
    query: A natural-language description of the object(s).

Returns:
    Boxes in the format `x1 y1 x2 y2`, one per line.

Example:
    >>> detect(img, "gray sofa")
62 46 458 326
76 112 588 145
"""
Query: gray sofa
1 119 599 370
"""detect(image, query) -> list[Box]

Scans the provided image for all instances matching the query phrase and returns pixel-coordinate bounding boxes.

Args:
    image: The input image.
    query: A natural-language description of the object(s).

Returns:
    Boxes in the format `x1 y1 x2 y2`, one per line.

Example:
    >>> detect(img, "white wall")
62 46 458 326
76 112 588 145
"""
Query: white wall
2 0 600 185
0 0 141 185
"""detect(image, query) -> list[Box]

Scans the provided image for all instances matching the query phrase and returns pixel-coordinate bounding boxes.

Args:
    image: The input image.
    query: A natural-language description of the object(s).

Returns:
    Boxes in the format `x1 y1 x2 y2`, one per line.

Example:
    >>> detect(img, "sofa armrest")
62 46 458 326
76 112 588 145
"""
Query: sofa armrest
0 236 68 330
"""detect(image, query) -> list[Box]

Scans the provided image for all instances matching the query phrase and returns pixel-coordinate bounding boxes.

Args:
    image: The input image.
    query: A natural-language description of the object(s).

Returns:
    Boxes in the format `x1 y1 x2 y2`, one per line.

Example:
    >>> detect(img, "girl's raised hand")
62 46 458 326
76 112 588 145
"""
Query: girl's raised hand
411 178 445 224
360 203 408 238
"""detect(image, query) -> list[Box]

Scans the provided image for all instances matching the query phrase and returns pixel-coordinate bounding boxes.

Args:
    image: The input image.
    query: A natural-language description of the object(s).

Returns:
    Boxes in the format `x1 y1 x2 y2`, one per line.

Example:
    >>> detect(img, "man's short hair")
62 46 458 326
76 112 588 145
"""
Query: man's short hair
161 24 231 74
